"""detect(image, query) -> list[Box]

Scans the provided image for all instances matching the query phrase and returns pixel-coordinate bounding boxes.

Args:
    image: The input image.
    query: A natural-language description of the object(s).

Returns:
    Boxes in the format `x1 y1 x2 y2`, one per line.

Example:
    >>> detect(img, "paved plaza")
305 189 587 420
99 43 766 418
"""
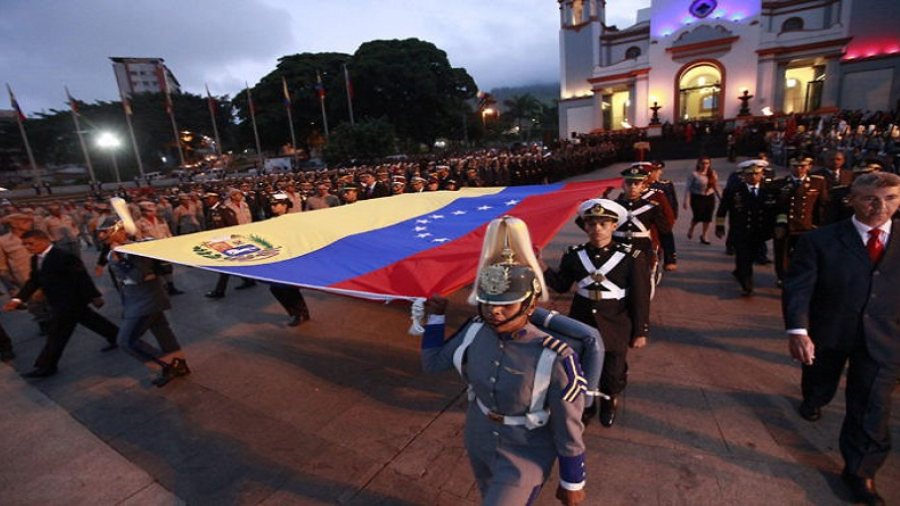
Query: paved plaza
0 158 897 505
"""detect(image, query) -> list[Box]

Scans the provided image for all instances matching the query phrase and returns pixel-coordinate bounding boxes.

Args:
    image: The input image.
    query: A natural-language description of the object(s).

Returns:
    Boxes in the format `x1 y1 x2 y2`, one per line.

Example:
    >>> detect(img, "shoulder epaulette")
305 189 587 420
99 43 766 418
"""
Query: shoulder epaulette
567 243 588 253
808 174 825 181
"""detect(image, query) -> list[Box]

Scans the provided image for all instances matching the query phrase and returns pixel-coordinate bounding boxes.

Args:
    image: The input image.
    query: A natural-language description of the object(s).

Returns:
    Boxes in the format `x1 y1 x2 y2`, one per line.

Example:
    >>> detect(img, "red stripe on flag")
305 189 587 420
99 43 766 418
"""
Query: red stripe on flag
329 179 619 298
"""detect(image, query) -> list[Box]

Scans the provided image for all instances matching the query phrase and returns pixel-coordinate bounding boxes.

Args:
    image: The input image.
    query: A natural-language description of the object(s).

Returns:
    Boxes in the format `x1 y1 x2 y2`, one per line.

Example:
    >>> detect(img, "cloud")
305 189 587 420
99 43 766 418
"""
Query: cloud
1 0 649 114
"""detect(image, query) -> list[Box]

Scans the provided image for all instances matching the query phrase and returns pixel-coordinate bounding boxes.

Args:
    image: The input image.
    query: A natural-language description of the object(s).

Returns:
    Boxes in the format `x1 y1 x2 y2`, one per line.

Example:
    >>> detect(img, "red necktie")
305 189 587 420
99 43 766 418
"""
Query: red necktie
867 229 884 263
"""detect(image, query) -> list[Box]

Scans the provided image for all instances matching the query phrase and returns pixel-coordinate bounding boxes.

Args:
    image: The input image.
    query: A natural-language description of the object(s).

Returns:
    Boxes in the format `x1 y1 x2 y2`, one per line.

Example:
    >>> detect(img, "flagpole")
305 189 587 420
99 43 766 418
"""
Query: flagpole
115 69 145 178
282 77 297 151
205 84 223 157
158 64 185 169
246 83 264 168
343 64 355 126
316 70 329 138
65 86 96 185
5 84 41 188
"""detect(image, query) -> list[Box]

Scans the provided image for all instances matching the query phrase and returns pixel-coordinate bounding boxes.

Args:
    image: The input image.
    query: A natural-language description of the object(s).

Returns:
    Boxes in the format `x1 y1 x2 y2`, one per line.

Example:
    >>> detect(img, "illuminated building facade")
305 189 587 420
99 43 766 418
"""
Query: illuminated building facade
557 0 900 137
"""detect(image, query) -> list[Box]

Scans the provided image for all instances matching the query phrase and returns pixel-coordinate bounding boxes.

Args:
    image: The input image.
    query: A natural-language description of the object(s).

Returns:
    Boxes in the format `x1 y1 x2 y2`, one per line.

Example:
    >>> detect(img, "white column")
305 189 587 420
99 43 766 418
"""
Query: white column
633 74 650 126
820 56 841 108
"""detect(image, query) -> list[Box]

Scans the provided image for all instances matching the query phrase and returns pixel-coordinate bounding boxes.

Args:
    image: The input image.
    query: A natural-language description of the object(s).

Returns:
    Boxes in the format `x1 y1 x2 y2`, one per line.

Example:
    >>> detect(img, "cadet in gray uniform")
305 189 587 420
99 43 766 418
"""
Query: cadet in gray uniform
421 216 587 506
98 217 190 387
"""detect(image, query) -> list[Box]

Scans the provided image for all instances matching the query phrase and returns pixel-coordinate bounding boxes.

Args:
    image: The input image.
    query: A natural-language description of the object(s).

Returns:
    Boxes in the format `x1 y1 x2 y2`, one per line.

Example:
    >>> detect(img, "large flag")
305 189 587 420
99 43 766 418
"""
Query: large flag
117 180 618 303
6 84 27 122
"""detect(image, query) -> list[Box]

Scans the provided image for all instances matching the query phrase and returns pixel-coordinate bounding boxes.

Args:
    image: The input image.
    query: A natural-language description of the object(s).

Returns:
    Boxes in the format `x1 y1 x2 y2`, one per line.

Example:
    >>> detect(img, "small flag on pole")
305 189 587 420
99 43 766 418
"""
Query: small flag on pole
315 71 326 100
156 64 173 114
205 84 217 114
282 77 292 109
343 65 353 101
7 84 27 122
121 90 133 116
65 86 79 116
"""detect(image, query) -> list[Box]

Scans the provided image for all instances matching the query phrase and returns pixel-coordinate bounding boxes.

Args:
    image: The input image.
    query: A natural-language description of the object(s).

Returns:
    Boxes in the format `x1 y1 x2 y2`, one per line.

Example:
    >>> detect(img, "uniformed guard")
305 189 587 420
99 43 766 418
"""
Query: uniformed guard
542 198 651 428
613 165 671 285
715 160 777 295
421 216 588 506
643 160 679 271
770 156 828 285
266 193 311 326
97 216 190 387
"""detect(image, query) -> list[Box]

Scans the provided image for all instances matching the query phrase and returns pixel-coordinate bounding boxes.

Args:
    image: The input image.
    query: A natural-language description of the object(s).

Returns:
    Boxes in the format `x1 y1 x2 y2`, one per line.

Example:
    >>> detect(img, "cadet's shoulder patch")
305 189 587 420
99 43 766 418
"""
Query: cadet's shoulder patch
567 243 587 253
542 335 574 358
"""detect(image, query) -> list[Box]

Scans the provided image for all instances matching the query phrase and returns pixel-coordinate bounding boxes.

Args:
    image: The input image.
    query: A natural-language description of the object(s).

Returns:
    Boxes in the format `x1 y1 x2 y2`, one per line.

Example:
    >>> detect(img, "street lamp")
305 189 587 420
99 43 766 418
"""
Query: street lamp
482 107 495 129
96 131 121 183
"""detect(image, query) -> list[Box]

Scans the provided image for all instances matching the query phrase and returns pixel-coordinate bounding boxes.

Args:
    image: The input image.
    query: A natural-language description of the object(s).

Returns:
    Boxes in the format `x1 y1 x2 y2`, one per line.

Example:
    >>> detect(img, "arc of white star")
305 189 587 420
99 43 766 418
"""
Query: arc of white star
416 219 431 224
429 214 445 219
413 226 427 232
416 233 433 238
477 205 493 211
504 200 519 206
432 238 450 243
452 210 466 215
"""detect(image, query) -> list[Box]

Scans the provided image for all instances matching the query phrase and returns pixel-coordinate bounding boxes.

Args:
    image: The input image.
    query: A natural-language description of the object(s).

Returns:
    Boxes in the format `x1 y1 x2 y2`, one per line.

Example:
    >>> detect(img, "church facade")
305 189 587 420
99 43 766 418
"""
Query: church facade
558 0 900 137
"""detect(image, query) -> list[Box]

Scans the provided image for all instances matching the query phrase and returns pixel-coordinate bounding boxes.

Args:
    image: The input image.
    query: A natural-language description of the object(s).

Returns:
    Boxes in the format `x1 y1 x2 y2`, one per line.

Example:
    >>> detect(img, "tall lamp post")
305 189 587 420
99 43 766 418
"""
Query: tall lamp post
97 131 121 184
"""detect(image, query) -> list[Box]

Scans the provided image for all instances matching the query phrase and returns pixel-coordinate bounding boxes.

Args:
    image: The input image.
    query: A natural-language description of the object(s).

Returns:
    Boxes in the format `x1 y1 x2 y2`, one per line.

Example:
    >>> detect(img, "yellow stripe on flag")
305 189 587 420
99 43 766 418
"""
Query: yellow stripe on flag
117 188 504 267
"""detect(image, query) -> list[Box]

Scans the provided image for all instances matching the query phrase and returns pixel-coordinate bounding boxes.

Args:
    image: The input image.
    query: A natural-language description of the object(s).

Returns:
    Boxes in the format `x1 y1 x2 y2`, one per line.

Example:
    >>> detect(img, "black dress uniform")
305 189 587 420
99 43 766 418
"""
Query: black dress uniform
544 241 650 400
613 194 671 263
770 173 828 283
716 173 777 294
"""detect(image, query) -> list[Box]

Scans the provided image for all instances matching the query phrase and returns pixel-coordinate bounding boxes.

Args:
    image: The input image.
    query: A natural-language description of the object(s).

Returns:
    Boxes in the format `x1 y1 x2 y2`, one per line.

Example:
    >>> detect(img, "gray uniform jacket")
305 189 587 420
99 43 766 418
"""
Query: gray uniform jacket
422 318 586 501
108 252 171 318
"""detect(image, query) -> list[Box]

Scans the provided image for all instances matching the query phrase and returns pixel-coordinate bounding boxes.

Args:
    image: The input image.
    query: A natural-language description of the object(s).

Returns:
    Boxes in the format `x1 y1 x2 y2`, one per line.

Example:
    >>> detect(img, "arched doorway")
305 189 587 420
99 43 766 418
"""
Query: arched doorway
677 63 723 120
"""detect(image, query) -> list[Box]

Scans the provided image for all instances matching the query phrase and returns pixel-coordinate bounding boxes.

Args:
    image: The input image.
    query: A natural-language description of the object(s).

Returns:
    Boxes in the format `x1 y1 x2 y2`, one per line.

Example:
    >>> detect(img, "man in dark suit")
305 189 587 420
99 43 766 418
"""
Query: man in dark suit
4 230 119 378
715 160 777 295
783 172 900 506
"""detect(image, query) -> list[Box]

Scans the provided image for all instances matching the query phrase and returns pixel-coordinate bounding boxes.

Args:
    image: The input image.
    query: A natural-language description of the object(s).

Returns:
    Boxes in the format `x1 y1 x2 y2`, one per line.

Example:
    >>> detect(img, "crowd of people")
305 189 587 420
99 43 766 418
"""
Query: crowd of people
1 108 898 504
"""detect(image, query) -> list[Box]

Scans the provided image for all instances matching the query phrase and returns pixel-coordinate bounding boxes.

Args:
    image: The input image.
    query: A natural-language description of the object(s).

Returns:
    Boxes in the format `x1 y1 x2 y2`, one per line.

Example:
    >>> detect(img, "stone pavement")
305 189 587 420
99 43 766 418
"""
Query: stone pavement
0 158 897 505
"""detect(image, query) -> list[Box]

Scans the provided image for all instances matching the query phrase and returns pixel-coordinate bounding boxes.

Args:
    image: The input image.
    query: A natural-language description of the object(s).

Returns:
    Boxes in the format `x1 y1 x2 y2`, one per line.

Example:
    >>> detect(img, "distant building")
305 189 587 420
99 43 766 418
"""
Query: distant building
110 57 181 98
558 0 900 137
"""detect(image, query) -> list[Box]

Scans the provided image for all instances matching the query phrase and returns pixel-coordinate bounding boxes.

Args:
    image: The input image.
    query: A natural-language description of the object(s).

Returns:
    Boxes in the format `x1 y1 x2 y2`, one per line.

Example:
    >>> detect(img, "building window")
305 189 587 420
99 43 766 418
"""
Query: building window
625 46 641 59
678 63 722 120
782 17 804 32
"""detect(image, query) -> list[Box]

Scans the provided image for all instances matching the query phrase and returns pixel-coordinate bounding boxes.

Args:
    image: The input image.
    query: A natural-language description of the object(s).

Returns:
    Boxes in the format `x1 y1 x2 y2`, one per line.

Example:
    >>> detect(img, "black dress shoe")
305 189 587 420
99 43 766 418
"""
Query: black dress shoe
798 402 821 422
204 290 225 299
100 342 118 353
599 396 618 428
152 358 191 387
167 286 185 296
287 314 302 327
21 366 58 379
841 471 885 506
700 238 711 245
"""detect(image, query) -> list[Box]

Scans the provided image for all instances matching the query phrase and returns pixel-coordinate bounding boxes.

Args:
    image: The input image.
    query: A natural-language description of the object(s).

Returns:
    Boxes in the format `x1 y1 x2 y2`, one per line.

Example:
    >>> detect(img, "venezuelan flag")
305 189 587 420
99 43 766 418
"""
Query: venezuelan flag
117 180 618 302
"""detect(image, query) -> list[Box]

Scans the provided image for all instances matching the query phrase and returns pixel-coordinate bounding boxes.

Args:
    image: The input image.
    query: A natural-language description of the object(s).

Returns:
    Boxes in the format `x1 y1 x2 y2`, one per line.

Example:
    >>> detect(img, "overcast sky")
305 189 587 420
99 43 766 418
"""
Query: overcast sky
2 0 648 116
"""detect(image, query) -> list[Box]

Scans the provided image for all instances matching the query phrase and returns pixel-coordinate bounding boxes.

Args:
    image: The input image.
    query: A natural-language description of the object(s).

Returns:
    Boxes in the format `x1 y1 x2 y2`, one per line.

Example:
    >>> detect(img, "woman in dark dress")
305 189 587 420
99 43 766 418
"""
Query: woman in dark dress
683 157 720 244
